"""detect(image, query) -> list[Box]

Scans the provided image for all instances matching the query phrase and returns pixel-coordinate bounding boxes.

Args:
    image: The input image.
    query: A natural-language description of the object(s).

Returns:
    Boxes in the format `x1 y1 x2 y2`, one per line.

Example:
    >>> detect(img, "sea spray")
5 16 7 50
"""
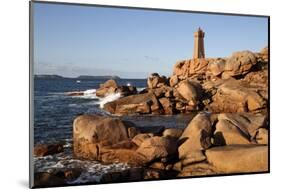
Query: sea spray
83 89 96 95
67 88 122 108
99 92 122 108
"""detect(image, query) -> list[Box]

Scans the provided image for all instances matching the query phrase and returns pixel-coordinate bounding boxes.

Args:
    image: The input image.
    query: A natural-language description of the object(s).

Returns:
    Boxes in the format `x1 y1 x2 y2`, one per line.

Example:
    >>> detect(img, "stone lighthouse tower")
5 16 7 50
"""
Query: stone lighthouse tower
193 27 205 59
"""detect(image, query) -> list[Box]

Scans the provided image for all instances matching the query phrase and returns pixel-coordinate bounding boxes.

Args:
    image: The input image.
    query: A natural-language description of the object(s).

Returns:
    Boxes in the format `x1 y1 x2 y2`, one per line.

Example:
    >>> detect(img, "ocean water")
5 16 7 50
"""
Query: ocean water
33 78 193 184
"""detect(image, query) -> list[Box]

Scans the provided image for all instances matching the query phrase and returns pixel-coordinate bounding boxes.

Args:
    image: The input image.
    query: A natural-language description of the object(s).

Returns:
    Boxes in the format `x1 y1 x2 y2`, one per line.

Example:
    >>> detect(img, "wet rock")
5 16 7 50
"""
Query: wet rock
143 169 163 179
34 172 65 187
128 167 144 181
143 168 178 180
34 144 63 157
65 91 84 96
62 168 82 181
100 171 125 183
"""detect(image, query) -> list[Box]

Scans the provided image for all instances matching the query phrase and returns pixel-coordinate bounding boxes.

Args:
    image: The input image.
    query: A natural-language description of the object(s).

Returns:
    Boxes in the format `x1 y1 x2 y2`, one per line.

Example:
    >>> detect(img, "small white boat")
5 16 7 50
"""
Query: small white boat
76 80 81 83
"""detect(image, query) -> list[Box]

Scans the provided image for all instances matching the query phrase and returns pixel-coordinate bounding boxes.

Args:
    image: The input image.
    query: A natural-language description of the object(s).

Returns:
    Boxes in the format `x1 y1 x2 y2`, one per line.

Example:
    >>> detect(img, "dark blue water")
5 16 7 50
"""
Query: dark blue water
34 78 192 145
34 78 147 145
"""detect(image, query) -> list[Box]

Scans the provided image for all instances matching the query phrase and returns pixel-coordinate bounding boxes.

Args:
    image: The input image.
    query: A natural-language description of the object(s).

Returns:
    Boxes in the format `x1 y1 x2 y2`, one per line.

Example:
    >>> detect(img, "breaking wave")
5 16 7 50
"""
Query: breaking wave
67 88 122 109
99 92 121 108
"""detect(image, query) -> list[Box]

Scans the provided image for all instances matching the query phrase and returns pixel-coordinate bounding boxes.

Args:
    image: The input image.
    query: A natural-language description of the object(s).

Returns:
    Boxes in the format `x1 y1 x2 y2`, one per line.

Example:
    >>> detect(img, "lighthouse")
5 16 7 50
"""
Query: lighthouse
193 27 205 59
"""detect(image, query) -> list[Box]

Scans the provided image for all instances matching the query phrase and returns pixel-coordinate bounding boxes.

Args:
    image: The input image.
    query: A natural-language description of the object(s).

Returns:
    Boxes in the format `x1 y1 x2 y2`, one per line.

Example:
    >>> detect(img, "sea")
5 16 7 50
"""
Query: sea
33 78 193 184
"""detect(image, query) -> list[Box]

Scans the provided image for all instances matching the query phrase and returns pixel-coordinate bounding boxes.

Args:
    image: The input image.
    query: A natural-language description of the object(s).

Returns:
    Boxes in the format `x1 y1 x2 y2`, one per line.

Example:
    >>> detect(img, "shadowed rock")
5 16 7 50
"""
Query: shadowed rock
178 112 212 165
34 144 63 157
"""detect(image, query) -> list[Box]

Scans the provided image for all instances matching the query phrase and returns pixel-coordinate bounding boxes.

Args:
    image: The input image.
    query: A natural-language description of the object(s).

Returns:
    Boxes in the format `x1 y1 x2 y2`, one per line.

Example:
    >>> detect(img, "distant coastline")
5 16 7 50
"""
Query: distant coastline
34 74 121 80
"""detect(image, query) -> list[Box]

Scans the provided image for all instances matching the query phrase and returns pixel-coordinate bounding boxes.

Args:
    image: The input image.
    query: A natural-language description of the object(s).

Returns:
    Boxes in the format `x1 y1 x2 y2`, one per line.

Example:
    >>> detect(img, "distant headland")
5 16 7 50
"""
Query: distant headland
34 74 121 80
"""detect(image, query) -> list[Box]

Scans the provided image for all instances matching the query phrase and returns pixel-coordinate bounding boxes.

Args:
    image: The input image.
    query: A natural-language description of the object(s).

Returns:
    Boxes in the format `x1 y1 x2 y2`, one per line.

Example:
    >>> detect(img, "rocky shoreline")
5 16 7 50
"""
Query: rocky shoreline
34 47 269 187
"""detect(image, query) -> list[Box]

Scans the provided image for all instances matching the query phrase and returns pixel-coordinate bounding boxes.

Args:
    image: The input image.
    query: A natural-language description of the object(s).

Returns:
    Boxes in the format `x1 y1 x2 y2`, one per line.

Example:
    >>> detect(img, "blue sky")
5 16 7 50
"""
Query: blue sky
33 2 268 78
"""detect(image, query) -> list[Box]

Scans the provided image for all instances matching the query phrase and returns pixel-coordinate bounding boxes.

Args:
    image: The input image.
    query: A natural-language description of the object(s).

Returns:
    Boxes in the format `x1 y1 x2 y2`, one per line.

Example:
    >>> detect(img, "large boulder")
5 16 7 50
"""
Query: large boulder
147 73 167 89
176 80 198 106
217 113 267 138
73 115 151 166
173 58 210 79
73 115 129 160
136 136 178 163
207 58 226 76
159 97 175 114
207 78 267 113
103 92 161 115
205 145 268 173
178 112 212 165
99 147 148 166
149 86 173 99
213 119 251 145
222 51 257 78
96 80 137 98
96 79 118 97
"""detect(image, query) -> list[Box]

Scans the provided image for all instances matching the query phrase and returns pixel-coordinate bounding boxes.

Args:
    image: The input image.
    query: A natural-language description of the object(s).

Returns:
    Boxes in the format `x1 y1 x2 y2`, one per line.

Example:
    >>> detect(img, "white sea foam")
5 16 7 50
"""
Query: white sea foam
137 87 146 92
99 92 122 108
66 88 122 109
83 89 96 95
67 162 130 184
34 152 130 184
